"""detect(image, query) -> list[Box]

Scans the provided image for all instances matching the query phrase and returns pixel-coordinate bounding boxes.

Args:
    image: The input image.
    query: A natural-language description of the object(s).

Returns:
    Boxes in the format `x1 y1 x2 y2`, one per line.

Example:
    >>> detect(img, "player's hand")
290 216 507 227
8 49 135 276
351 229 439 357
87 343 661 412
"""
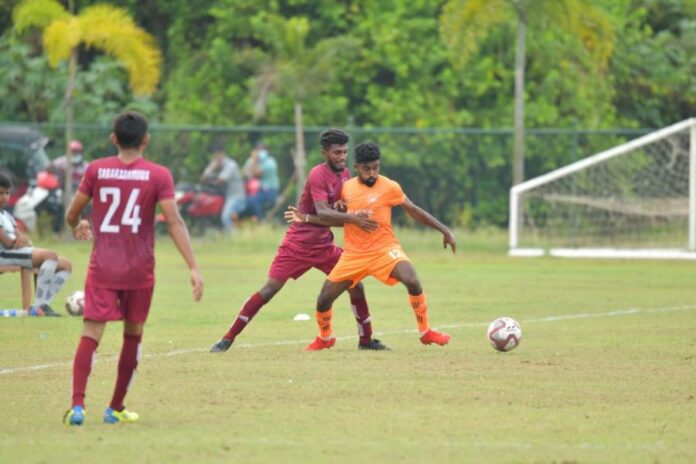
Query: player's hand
284 205 306 224
73 219 92 241
353 212 378 232
190 268 204 302
443 229 456 253
14 234 31 248
334 200 347 212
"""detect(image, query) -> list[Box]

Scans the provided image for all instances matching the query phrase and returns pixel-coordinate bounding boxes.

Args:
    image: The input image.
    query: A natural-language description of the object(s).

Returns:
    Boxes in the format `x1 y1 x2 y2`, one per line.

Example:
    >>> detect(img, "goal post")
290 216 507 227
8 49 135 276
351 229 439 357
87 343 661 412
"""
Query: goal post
509 118 696 259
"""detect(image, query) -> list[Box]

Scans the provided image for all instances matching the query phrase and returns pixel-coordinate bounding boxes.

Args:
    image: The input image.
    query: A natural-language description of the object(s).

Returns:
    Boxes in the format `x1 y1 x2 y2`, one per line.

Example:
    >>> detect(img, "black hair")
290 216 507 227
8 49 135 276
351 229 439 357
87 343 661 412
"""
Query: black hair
0 173 11 189
113 110 148 149
211 143 226 153
355 142 381 164
319 128 349 149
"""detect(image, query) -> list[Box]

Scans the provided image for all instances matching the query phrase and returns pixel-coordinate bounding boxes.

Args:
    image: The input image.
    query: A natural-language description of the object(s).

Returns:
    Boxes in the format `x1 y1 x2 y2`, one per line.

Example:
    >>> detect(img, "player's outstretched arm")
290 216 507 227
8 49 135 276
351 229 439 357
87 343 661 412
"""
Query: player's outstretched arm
284 204 378 232
401 198 456 253
160 199 204 301
65 191 93 240
315 200 378 231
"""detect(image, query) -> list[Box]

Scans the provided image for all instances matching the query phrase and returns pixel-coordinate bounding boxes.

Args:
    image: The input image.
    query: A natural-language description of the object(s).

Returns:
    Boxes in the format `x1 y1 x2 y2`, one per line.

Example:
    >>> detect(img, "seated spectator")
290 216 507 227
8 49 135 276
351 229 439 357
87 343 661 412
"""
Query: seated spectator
200 145 246 234
243 142 279 221
0 173 71 316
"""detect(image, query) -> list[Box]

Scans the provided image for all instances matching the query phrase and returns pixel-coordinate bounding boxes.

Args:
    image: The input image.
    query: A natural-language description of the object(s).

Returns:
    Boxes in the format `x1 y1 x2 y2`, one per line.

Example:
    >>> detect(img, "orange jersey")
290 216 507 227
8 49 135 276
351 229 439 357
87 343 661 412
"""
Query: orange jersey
341 175 406 255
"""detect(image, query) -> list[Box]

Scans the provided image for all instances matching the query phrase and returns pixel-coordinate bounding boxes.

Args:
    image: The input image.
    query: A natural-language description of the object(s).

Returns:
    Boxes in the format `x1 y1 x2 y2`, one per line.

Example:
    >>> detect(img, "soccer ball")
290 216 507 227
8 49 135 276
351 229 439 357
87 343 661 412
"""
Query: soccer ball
486 317 522 352
65 291 85 316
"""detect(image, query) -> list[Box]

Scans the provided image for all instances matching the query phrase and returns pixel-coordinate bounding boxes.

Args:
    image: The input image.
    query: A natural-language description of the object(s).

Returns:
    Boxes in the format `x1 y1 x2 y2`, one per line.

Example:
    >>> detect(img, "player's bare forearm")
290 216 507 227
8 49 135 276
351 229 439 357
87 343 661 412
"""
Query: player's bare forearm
167 218 198 270
65 191 91 229
402 198 457 252
0 229 16 248
167 218 204 301
284 206 341 226
161 198 203 300
315 201 378 231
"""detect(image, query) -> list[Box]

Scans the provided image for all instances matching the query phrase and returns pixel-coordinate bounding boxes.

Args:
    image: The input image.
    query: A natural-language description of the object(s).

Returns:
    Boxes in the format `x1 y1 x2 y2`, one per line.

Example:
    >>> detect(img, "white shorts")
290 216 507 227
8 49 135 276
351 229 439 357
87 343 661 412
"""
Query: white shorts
0 247 34 269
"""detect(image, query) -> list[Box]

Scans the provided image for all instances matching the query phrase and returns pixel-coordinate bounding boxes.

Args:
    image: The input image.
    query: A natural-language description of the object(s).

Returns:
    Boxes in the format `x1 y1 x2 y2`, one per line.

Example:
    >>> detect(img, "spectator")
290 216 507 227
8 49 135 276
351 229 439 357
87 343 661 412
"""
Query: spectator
243 142 279 220
50 140 89 194
0 172 70 316
200 145 246 233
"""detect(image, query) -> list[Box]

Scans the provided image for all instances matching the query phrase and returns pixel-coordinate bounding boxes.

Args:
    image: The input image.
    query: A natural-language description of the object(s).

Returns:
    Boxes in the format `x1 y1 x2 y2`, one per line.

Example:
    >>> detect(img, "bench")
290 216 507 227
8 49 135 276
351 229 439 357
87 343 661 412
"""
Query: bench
0 265 35 310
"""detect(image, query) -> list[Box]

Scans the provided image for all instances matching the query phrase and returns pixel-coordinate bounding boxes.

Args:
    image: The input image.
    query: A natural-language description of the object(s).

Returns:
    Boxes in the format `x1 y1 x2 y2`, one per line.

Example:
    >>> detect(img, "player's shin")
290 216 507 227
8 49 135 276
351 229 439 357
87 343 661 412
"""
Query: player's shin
316 308 333 339
72 336 99 408
409 293 430 334
34 259 57 305
109 333 142 412
224 292 265 341
350 296 373 344
48 270 70 303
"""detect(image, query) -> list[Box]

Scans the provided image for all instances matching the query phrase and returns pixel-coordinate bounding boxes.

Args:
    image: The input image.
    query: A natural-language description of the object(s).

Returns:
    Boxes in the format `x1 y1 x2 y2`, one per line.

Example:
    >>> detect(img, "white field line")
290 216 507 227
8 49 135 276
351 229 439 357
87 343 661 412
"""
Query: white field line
2 304 695 376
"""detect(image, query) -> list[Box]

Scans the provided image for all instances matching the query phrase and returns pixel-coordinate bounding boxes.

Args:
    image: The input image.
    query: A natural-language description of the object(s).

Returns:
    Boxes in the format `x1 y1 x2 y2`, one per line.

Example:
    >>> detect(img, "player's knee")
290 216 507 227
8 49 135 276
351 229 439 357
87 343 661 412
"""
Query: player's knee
347 282 365 298
404 279 422 295
58 257 72 272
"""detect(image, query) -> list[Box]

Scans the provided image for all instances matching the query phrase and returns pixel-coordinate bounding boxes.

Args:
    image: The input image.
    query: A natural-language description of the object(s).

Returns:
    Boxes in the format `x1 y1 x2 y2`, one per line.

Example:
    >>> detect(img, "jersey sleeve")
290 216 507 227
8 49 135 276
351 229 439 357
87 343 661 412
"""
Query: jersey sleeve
307 169 329 204
78 163 96 197
156 167 176 202
389 179 406 206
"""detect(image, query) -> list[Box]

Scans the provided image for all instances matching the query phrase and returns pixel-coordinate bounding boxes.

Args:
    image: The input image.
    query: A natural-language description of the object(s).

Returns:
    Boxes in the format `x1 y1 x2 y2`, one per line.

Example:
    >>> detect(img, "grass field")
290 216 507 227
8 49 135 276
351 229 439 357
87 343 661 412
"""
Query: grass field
1 227 695 463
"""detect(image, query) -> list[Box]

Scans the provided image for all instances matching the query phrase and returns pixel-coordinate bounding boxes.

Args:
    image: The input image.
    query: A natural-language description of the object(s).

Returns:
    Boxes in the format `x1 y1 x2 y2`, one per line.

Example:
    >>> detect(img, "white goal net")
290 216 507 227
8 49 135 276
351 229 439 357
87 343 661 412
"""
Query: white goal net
510 118 696 259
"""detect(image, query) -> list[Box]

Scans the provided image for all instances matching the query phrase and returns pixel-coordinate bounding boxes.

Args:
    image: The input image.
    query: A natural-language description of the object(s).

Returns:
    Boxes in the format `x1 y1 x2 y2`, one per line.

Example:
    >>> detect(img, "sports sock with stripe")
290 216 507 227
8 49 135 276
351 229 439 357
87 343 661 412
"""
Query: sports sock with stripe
409 293 430 334
71 336 99 408
224 292 265 341
316 308 333 339
110 333 142 412
350 296 373 345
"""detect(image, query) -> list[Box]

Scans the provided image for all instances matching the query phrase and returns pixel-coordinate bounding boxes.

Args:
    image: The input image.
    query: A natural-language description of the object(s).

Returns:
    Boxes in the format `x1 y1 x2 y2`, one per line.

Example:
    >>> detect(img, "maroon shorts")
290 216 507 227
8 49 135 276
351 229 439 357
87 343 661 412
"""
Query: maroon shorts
268 244 343 282
84 284 154 323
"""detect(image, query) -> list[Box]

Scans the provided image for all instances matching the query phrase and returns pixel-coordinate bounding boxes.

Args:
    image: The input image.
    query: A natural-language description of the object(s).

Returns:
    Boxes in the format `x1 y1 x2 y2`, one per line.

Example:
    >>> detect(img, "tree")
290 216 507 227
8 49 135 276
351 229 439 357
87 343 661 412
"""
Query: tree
13 0 161 209
248 15 359 202
440 0 615 185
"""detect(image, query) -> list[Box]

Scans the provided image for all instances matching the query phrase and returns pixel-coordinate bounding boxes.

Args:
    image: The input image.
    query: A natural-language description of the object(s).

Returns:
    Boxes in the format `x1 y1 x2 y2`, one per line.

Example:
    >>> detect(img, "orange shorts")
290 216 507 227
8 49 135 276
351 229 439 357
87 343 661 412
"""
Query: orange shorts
327 246 410 288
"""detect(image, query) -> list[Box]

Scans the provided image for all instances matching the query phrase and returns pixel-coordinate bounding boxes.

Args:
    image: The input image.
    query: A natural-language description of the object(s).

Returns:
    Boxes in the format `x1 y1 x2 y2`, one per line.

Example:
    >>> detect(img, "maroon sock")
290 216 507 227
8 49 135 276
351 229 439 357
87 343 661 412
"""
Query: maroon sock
109 333 142 412
223 292 266 341
71 336 99 408
350 296 373 345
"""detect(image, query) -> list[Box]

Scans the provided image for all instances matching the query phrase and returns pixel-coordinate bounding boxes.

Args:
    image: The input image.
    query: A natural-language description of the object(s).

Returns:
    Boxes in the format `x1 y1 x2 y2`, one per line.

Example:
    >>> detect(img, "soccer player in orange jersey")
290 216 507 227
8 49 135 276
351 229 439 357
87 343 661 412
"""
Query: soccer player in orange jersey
289 142 456 350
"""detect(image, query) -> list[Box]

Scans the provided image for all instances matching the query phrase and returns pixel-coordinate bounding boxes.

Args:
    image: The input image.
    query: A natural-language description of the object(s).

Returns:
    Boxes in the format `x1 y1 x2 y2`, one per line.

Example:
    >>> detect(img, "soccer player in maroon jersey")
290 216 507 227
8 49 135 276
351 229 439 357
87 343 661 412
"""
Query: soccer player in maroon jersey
63 111 204 426
209 129 389 352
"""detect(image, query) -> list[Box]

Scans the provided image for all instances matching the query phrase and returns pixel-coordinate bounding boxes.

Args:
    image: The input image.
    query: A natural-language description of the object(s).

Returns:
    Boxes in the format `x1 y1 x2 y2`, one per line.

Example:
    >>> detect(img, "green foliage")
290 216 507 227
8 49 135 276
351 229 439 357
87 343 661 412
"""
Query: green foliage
2 0 695 226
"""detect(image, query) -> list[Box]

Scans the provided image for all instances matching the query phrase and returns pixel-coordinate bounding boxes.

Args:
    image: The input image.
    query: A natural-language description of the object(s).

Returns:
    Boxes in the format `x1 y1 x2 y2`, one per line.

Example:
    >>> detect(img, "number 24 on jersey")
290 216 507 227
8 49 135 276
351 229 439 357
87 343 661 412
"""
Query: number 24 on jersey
99 187 142 234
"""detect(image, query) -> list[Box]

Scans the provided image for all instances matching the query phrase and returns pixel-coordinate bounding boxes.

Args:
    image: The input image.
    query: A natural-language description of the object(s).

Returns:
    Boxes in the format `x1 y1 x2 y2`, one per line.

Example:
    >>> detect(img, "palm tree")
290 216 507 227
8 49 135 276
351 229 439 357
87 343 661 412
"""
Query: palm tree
440 0 614 185
13 0 161 209
250 16 358 203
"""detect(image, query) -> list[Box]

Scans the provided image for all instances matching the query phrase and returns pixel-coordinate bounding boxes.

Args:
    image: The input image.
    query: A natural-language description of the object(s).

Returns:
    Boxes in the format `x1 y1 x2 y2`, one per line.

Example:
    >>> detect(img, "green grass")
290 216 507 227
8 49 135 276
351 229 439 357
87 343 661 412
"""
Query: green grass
1 227 695 463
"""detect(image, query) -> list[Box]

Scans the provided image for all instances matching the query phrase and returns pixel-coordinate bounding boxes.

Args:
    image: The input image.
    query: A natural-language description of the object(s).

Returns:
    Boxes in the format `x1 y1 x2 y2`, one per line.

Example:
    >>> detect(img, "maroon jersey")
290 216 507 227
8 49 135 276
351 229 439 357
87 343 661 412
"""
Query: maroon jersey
281 163 349 251
79 156 175 289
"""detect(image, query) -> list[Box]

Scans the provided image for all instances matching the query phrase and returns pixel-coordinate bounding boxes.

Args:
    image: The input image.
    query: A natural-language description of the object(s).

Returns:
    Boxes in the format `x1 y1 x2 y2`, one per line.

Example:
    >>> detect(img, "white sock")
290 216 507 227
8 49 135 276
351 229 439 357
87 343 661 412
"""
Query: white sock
34 260 57 306
48 270 70 303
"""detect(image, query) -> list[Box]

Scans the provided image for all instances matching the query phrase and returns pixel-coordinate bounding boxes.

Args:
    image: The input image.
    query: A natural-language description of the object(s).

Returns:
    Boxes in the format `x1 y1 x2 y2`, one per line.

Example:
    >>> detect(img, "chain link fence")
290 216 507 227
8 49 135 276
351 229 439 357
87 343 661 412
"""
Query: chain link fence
6 122 648 227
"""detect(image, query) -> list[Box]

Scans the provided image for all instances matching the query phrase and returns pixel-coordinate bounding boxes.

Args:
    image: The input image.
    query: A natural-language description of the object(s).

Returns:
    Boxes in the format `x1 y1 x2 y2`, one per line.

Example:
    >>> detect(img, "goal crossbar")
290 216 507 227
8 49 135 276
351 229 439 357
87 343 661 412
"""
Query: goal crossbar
509 118 696 257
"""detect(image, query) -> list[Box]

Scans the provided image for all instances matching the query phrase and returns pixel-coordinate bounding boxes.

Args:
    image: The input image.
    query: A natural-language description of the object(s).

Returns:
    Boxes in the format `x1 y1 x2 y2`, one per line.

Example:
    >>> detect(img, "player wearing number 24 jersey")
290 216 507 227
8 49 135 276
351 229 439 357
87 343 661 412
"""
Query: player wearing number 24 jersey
63 111 203 426
80 153 173 289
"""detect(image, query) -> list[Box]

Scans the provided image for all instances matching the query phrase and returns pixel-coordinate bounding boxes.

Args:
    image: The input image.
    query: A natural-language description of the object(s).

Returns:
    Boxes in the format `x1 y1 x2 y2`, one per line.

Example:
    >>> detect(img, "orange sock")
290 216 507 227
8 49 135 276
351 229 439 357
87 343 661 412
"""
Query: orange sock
409 293 430 334
316 308 333 339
